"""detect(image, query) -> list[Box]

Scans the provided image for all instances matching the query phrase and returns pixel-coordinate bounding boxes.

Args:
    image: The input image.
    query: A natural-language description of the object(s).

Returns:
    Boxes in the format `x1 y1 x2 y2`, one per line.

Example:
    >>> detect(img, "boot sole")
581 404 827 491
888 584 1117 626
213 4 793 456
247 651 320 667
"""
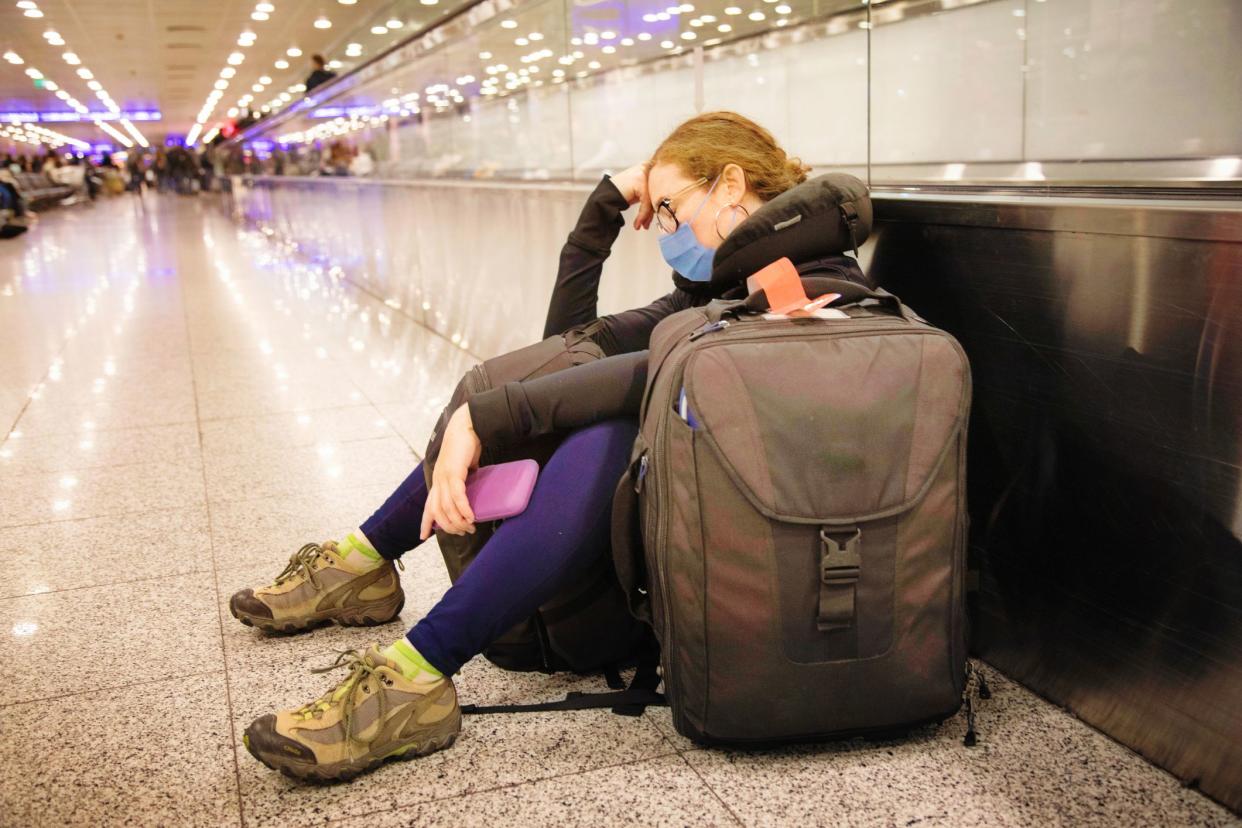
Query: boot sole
231 591 405 634
244 710 461 783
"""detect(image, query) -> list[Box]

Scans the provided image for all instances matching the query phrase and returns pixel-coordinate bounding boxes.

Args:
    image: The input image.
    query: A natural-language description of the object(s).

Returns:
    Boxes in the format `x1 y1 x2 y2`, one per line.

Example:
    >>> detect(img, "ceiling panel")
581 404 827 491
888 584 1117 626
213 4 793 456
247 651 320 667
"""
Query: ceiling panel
1 0 433 147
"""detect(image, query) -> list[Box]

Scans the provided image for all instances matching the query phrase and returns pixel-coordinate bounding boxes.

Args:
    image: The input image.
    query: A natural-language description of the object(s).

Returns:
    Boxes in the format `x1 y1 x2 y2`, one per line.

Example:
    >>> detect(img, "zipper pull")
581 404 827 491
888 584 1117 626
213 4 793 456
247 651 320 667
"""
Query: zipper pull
689 319 730 341
635 454 649 493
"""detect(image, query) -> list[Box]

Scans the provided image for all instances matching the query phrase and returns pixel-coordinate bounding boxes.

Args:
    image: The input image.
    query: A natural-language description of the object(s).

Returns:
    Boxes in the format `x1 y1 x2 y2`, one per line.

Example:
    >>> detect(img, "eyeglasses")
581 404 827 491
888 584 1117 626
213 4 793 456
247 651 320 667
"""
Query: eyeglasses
654 176 709 234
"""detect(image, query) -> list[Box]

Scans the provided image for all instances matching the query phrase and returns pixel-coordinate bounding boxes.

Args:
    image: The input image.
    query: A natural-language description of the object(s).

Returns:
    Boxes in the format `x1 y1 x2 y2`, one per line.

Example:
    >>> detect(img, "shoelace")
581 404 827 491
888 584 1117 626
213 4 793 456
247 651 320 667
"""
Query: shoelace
301 649 395 758
271 542 404 591
273 542 328 590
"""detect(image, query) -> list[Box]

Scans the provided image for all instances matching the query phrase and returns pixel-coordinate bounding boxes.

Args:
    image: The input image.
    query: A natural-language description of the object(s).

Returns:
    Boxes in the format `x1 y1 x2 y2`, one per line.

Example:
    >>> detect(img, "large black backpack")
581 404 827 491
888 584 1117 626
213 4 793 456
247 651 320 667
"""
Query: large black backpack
423 324 648 675
610 275 973 743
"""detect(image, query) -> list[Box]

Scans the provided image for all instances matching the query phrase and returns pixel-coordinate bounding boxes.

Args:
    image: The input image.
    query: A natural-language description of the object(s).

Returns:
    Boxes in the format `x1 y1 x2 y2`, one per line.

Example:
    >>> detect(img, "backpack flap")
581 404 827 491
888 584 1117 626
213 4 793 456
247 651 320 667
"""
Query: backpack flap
687 328 968 643
687 332 968 525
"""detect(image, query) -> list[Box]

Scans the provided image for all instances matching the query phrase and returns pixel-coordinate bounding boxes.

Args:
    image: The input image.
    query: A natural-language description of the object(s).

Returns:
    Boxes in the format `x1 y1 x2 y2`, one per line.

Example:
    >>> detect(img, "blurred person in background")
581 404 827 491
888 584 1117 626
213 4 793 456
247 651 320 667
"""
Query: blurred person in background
349 145 375 177
0 163 32 237
305 54 336 93
46 154 91 202
126 151 145 192
319 141 351 176
154 147 170 191
98 152 126 196
199 148 215 192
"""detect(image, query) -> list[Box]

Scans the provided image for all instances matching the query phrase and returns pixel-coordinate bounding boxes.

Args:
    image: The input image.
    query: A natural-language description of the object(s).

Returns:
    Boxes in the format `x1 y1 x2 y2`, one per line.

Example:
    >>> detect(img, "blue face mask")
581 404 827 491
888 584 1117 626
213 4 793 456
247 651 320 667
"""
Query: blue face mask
659 176 720 283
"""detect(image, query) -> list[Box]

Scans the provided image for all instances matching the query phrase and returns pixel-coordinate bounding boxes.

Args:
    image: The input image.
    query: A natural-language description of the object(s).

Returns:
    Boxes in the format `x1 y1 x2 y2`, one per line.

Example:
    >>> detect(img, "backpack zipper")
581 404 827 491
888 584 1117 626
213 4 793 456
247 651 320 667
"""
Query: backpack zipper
688 314 920 345
688 319 730 341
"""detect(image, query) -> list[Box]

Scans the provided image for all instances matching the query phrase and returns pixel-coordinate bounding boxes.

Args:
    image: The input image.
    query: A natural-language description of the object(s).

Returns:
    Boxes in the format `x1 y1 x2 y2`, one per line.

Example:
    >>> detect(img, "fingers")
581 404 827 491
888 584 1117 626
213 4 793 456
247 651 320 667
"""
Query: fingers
449 477 475 528
433 473 478 536
420 480 476 538
436 484 464 535
635 198 654 231
419 498 435 541
635 164 654 230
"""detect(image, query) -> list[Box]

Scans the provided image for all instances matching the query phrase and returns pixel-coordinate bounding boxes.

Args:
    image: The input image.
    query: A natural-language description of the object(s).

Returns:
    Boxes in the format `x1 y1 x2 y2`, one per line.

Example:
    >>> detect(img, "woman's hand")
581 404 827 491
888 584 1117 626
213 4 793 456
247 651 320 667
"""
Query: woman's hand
420 404 483 540
611 162 655 232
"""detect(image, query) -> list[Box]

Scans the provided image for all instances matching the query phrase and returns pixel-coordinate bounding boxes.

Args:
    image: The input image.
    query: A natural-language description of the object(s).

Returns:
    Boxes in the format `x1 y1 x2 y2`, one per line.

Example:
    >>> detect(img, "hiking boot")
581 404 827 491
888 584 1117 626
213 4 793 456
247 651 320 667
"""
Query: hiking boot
229 542 404 633
243 645 460 782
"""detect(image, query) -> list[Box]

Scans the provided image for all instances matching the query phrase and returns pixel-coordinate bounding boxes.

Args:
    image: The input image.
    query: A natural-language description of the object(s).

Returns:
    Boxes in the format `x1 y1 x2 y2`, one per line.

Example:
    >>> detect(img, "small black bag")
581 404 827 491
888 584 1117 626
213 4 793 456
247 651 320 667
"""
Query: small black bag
423 323 648 674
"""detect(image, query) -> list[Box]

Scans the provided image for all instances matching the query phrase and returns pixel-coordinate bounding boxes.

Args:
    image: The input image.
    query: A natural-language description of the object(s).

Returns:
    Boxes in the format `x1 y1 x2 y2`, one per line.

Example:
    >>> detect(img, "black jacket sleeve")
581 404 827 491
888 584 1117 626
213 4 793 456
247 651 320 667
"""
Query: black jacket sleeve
469 351 648 448
476 177 697 447
543 175 632 338
590 291 690 356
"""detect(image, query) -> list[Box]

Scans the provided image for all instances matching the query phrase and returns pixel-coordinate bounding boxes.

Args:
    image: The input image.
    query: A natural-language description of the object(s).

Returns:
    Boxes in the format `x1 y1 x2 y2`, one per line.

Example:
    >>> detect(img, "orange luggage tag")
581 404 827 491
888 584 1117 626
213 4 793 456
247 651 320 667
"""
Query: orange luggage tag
747 257 839 317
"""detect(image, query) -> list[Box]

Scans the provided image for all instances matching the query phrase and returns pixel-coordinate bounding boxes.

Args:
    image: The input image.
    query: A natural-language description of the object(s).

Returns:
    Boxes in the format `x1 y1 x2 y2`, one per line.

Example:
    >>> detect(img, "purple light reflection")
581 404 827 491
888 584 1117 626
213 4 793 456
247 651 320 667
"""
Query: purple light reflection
0 110 162 124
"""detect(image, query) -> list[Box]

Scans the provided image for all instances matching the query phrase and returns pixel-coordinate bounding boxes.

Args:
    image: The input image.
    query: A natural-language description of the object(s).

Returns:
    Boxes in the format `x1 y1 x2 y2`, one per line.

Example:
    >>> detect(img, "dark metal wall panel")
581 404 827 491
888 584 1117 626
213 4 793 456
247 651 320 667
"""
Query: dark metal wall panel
867 195 1242 814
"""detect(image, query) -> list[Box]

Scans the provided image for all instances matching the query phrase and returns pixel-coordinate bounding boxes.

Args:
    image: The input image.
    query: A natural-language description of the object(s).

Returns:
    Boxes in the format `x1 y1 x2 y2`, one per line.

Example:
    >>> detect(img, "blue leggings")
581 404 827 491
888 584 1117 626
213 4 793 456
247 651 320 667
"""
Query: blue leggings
360 419 638 676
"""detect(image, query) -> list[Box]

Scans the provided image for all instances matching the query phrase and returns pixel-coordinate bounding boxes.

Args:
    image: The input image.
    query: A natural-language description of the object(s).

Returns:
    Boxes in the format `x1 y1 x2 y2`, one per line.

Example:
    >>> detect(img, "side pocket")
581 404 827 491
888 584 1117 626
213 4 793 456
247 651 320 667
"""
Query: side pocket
611 437 652 625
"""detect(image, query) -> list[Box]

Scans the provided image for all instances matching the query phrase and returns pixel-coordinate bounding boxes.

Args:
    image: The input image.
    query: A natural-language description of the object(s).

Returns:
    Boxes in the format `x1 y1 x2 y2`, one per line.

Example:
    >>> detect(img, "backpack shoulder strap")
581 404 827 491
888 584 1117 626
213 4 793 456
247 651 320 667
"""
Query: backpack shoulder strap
461 638 665 718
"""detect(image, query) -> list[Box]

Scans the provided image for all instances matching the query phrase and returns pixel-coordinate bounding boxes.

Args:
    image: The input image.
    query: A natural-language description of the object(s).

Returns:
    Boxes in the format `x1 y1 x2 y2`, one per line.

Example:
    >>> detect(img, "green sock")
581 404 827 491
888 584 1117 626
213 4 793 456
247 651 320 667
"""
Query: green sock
335 530 382 573
382 638 445 683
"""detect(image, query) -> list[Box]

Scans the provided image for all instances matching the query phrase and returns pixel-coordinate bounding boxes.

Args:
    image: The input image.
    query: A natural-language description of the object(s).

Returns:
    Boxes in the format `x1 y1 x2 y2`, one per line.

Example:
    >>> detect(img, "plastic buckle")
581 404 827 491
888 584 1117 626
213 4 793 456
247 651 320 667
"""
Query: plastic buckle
820 527 862 584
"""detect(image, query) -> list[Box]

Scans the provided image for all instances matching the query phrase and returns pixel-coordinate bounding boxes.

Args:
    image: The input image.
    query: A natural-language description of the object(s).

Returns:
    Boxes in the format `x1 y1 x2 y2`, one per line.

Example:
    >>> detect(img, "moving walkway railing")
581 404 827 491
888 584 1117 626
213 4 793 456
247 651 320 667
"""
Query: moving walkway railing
229 0 1242 195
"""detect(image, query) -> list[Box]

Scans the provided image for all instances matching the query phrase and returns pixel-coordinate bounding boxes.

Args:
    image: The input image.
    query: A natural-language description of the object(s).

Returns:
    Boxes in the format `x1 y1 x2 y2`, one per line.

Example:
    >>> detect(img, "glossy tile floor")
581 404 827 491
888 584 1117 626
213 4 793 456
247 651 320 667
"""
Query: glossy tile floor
0 195 1236 828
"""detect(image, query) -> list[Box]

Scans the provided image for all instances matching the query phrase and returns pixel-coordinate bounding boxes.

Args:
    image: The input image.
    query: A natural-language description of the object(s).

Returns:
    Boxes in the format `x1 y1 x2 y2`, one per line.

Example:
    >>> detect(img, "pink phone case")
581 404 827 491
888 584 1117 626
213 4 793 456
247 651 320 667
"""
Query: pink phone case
436 459 540 528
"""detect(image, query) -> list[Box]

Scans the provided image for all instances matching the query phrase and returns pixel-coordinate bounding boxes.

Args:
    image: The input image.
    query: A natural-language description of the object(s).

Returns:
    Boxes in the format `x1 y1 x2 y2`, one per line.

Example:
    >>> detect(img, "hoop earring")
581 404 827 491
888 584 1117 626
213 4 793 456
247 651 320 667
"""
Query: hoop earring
714 203 750 240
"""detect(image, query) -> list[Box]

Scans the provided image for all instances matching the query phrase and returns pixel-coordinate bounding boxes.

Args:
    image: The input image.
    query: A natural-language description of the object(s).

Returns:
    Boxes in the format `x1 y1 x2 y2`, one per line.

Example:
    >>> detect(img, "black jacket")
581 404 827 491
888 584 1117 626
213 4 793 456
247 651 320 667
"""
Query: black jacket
541 176 699 354
305 69 337 93
469 174 870 447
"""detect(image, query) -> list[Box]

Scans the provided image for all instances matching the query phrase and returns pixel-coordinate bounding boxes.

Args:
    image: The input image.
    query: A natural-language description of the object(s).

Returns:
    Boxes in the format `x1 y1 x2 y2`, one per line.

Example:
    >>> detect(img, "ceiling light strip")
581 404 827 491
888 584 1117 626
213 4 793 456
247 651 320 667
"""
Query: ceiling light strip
6 6 148 147
189 2 282 144
93 119 133 148
118 118 150 148
0 122 90 150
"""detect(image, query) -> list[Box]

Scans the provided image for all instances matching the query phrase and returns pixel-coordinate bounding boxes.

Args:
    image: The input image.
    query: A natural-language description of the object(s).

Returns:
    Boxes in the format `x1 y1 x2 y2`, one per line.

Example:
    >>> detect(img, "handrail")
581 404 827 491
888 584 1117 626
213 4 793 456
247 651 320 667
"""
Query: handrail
226 0 1242 195
228 0 500 146
235 173 1242 242
232 172 1242 200
235 173 595 193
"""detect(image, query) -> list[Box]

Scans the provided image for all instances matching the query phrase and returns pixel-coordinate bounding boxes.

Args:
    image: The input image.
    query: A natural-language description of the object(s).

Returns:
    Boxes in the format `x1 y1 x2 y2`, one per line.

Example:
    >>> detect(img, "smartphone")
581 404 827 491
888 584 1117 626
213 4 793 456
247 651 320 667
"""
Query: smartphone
436 459 540 528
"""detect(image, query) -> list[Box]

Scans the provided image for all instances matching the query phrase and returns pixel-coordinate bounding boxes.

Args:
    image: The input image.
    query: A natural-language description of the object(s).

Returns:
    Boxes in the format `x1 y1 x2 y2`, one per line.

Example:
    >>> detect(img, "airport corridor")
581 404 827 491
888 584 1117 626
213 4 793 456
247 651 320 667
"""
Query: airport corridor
0 195 1234 827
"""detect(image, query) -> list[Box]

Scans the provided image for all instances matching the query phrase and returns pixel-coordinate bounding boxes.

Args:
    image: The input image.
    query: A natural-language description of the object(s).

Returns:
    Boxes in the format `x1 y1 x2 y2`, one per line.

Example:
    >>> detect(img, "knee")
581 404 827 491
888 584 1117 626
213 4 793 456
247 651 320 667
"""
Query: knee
567 418 639 454
598 417 639 441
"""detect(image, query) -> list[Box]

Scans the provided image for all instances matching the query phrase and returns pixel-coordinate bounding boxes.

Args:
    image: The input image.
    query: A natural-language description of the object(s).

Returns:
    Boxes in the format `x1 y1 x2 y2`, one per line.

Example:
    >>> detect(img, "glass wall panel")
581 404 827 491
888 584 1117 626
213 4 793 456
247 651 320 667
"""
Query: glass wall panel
234 0 1242 188
568 63 698 177
869 0 1026 166
700 18 868 173
297 0 472 87
1024 0 1242 161
866 0 1242 186
436 0 575 177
